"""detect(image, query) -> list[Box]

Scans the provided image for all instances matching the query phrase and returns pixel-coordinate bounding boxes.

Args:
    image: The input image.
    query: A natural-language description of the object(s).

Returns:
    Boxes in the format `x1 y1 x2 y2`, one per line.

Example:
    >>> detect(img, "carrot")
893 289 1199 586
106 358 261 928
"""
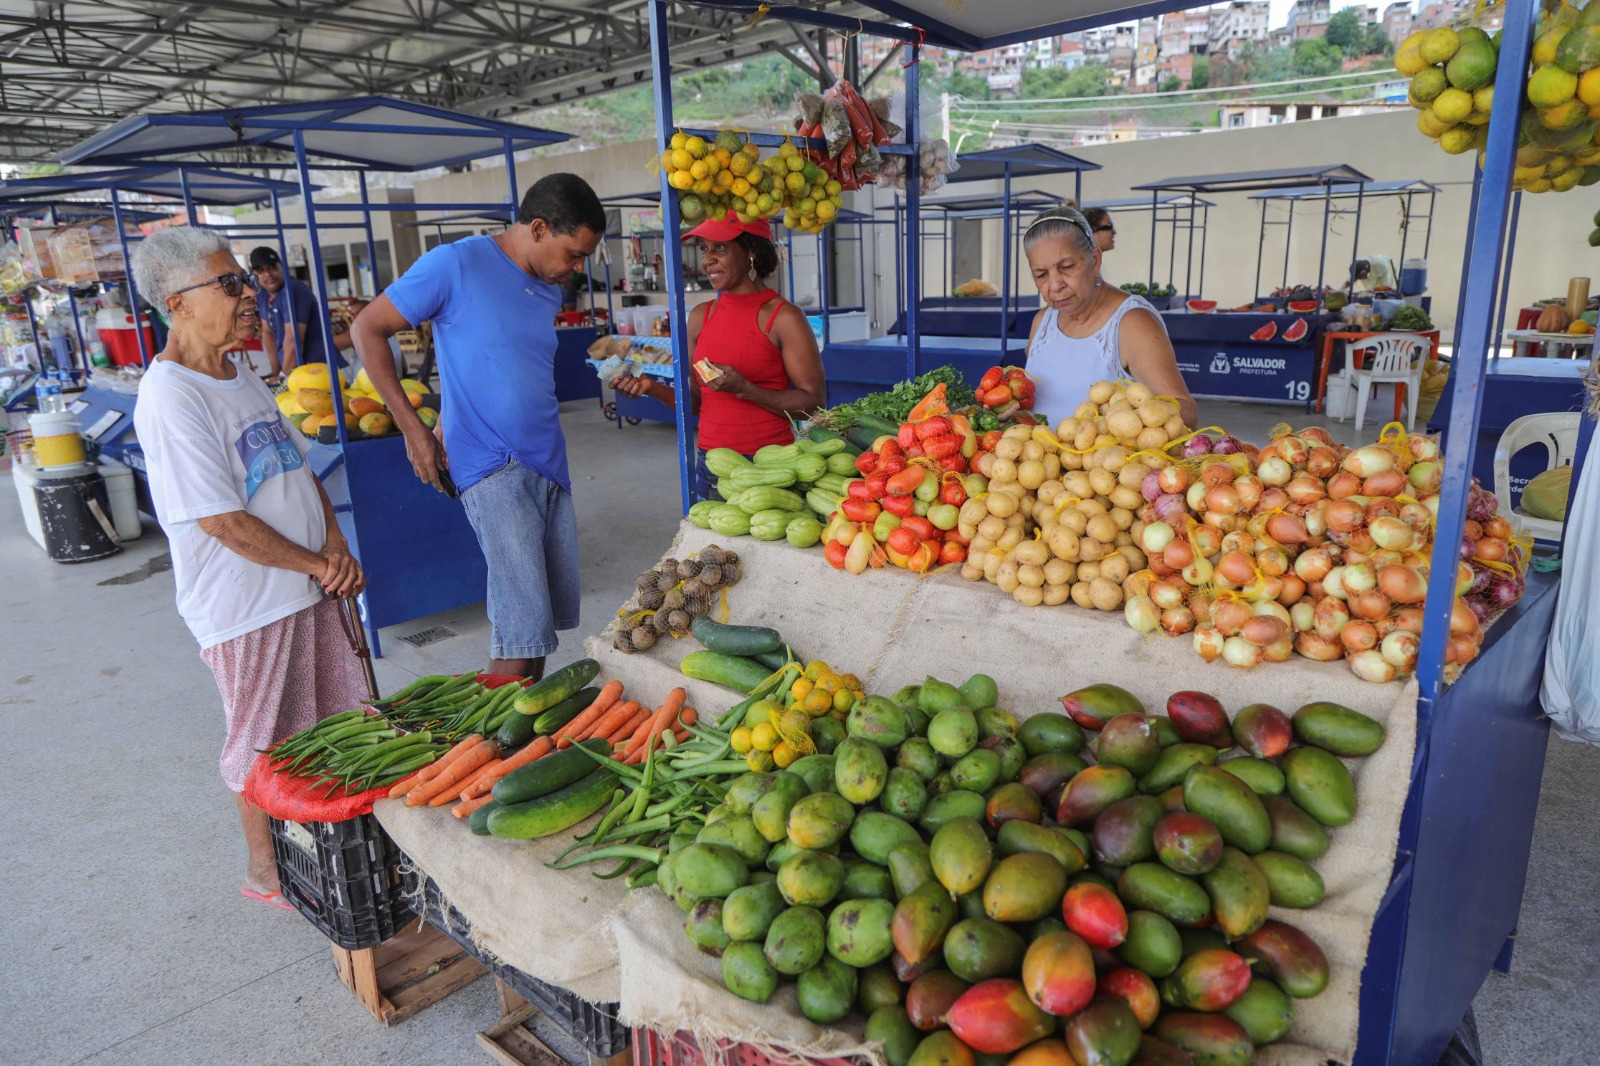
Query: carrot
609 707 651 746
406 739 496 806
430 758 501 806
452 792 497 818
622 688 687 762
554 681 624 748
679 707 698 727
386 731 483 798
581 699 642 746
461 736 556 798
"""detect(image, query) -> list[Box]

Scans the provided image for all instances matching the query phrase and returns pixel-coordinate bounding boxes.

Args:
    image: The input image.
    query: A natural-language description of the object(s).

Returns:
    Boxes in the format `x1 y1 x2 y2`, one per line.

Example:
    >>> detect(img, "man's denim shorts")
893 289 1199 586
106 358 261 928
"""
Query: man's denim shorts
459 460 580 660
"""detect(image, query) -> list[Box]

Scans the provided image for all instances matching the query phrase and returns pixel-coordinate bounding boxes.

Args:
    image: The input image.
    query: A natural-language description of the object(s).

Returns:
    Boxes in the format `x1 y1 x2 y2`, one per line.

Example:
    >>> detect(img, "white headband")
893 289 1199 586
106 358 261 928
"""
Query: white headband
1024 209 1096 249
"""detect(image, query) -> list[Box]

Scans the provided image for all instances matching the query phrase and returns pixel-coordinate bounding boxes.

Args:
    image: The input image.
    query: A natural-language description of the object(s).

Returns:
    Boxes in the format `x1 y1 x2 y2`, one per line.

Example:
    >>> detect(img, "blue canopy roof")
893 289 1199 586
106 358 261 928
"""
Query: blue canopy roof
61 96 570 172
691 1 1200 52
949 144 1101 184
399 210 515 229
1132 164 1374 194
1086 194 1217 210
916 190 1066 216
1249 179 1440 201
0 166 305 207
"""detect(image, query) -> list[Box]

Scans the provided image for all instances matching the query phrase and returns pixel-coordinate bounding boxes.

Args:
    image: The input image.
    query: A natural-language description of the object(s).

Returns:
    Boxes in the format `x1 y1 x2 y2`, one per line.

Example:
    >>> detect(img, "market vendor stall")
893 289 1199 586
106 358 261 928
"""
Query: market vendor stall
1083 193 1216 308
60 96 573 655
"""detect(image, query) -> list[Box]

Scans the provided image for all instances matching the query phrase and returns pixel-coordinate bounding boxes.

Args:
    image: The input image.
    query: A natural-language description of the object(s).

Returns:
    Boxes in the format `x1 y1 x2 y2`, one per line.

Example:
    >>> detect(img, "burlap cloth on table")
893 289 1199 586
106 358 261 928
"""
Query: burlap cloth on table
388 521 1417 1065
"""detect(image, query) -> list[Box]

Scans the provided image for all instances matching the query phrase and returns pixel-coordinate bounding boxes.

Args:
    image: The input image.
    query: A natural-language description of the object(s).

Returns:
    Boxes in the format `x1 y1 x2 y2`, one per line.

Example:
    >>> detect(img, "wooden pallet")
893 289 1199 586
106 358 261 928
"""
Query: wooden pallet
330 919 487 1026
479 979 632 1066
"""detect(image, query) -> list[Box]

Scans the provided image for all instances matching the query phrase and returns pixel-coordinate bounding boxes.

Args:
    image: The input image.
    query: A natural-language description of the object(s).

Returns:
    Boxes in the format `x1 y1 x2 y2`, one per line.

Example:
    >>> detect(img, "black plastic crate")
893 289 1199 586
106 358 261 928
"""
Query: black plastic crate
271 813 414 950
406 866 630 1058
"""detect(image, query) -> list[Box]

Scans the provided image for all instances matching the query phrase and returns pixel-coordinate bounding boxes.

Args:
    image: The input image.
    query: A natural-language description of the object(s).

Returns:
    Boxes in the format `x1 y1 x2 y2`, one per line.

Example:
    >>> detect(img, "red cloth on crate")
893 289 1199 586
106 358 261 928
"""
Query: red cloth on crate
242 674 527 823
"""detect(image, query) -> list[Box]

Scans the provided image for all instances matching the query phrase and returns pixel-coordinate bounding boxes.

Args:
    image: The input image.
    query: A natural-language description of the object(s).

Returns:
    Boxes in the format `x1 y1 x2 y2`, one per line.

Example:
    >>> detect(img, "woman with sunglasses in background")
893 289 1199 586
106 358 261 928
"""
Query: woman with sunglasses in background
131 227 367 912
1023 206 1197 428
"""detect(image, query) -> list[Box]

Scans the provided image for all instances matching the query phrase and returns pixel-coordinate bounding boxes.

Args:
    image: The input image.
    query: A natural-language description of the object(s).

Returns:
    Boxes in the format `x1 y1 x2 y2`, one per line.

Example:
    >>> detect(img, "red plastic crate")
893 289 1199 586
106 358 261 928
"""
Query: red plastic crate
632 1029 859 1066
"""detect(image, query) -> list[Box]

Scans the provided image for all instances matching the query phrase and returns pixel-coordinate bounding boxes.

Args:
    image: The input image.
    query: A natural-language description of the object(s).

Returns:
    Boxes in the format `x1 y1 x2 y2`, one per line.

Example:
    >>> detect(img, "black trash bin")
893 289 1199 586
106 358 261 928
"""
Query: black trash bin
34 469 122 563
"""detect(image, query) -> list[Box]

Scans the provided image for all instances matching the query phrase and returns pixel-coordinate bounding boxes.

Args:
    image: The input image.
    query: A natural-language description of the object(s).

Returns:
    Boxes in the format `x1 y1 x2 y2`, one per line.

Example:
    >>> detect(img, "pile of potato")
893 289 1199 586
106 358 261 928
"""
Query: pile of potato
957 381 1181 610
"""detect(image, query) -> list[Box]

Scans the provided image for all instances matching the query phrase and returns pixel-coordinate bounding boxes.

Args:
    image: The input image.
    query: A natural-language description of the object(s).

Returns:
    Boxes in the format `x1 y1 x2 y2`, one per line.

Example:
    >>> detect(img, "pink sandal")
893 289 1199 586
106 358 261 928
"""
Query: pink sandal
241 887 296 911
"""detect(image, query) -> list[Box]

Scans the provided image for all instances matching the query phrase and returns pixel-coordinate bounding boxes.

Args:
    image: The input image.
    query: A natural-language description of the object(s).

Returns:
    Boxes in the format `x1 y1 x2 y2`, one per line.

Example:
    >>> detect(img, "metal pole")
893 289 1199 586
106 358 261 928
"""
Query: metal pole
1254 201 1267 302
1315 184 1331 300
109 186 151 367
1349 184 1365 305
821 232 832 348
179 168 199 227
1199 205 1209 297
1282 201 1294 291
358 172 381 297
1450 166 1483 360
1491 191 1521 356
292 129 348 447
650 0 693 513
1416 0 1534 708
1398 191 1411 283
904 40 922 381
1000 164 1012 355
1423 187 1437 257
502 136 520 213
893 194 904 334
1147 190 1158 296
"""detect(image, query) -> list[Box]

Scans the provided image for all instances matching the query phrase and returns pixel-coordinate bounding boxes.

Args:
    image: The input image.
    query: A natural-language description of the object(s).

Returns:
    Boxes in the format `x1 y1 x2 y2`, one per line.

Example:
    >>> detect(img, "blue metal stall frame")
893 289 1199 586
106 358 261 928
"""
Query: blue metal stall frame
61 97 574 657
0 167 310 369
1249 178 1440 304
679 4 1580 1063
1081 192 1216 308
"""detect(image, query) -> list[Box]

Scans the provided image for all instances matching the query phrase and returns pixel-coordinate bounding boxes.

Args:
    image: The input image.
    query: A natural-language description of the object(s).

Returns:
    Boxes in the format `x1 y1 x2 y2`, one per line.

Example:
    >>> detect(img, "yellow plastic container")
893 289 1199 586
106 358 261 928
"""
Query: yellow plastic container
28 411 86 469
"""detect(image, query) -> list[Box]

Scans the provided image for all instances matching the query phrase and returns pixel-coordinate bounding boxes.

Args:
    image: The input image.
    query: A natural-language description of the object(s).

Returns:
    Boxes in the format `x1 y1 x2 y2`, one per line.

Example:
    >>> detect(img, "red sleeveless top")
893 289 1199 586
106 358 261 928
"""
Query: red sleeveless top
694 289 795 454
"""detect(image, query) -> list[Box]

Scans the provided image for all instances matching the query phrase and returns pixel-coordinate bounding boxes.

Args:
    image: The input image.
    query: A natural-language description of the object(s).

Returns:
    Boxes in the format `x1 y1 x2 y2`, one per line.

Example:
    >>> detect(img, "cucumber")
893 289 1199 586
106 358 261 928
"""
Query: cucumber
487 768 619 840
846 413 900 450
804 427 861 457
752 646 802 672
691 616 783 657
469 799 502 836
513 658 600 716
680 650 775 694
532 686 602 736
492 738 612 805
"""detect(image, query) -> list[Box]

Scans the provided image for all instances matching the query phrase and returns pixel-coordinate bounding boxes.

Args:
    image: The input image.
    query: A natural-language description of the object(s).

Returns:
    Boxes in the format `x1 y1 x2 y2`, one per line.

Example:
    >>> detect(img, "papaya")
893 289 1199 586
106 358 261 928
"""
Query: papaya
348 396 385 418
296 387 335 415
357 412 393 437
286 362 333 393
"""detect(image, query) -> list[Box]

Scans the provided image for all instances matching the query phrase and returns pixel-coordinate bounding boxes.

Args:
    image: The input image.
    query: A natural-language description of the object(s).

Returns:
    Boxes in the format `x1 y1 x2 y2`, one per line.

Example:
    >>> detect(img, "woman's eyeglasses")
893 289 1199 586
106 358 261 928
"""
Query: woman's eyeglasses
172 272 259 298
1094 225 1116 234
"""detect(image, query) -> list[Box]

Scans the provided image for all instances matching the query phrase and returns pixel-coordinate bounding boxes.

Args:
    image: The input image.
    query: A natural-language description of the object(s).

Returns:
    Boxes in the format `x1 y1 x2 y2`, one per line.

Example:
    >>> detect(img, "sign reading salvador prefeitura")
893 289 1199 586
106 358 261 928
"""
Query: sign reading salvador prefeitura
1175 347 1313 404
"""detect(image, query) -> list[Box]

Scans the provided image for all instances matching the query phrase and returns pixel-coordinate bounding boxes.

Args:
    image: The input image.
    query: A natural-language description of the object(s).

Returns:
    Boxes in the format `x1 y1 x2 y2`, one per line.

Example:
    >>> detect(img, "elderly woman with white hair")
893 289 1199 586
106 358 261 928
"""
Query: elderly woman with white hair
1023 206 1197 428
131 227 366 910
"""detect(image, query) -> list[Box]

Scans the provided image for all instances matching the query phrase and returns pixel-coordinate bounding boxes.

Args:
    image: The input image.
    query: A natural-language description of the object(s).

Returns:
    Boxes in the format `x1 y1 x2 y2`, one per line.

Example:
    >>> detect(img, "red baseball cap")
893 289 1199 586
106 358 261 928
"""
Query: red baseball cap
682 209 772 243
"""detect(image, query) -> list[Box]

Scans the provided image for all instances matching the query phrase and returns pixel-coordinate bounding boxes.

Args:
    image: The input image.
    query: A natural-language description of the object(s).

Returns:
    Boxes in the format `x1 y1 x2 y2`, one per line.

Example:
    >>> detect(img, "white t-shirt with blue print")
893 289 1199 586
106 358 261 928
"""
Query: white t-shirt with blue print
135 358 326 649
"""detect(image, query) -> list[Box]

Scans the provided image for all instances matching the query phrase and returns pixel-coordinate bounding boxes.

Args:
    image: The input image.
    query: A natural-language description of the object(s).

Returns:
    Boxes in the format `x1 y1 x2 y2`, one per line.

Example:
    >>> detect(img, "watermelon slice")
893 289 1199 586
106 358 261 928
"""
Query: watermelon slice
1286 299 1319 313
1186 299 1218 313
1283 318 1309 342
1250 322 1279 342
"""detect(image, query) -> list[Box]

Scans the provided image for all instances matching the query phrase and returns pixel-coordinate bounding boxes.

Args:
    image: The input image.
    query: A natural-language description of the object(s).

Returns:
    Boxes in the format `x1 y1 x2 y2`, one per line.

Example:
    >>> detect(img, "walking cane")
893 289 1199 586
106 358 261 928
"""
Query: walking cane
336 595 381 706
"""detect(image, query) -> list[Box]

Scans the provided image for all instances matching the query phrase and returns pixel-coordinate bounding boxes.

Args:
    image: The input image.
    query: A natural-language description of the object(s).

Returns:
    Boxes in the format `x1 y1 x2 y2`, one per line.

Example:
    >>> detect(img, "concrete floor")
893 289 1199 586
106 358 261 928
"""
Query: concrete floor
1 397 1595 1065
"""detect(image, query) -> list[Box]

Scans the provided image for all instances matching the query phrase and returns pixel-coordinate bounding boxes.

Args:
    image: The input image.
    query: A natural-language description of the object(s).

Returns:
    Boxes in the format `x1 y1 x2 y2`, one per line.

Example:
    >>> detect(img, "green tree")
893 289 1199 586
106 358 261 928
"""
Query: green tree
1022 62 1112 97
1160 75 1182 93
1294 37 1344 76
1189 56 1211 90
1324 8 1365 56
1364 24 1394 56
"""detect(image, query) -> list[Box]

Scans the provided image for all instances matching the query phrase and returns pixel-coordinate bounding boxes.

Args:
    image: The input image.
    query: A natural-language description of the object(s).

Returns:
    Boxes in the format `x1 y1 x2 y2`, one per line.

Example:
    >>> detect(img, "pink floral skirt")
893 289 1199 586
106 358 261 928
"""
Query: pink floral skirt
201 598 369 791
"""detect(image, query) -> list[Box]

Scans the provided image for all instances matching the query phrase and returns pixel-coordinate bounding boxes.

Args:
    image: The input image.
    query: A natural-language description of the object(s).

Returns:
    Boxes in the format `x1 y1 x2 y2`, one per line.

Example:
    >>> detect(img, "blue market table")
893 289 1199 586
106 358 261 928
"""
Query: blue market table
891 295 1039 340
1428 356 1589 509
821 334 1029 408
554 326 601 403
1162 310 1326 406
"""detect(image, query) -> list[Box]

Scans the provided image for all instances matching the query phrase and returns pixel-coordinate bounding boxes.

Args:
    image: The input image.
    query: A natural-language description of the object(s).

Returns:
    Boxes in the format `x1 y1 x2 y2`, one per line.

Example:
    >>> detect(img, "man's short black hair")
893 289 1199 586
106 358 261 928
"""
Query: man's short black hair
518 173 607 235
737 233 780 280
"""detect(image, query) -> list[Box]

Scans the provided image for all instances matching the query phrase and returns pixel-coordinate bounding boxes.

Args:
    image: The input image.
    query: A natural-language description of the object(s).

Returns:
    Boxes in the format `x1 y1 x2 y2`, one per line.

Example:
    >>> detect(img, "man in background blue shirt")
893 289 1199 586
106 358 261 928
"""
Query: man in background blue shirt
249 246 333 377
352 174 605 680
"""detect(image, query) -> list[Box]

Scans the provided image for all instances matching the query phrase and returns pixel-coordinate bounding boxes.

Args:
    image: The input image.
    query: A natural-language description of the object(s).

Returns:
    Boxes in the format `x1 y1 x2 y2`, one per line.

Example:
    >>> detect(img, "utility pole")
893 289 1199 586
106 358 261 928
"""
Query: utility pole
942 92 951 143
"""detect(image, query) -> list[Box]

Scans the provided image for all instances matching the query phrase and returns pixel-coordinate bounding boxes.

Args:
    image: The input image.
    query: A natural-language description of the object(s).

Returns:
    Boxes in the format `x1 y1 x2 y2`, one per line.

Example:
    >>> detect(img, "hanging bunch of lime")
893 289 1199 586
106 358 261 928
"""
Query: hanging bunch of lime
768 142 845 234
1400 8 1600 192
660 130 778 226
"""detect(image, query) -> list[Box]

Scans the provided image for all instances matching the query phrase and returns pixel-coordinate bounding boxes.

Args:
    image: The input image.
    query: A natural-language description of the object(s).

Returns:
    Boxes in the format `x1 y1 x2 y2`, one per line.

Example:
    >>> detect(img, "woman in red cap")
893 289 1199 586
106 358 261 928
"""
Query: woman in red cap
615 211 825 499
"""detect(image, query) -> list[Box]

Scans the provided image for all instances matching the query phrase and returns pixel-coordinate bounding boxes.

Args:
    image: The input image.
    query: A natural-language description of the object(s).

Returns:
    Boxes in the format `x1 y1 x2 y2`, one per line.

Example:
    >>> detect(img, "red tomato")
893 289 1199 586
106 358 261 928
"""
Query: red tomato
865 473 889 498
939 541 968 565
906 441 925 459
979 430 1004 450
922 434 962 460
878 438 903 459
1009 376 1035 400
938 454 969 474
978 366 1004 393
854 451 879 476
881 493 916 517
886 466 926 497
907 542 940 572
847 480 873 500
840 497 881 523
824 539 850 569
915 415 952 441
940 480 967 506
897 423 917 449
880 454 909 477
886 527 921 556
901 515 937 541
981 385 1013 407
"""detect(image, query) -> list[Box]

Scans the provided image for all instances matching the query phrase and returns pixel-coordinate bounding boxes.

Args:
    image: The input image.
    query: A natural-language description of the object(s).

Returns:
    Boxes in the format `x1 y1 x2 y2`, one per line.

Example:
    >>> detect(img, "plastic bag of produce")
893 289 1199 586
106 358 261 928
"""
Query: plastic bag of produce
1521 465 1571 521
1540 445 1600 744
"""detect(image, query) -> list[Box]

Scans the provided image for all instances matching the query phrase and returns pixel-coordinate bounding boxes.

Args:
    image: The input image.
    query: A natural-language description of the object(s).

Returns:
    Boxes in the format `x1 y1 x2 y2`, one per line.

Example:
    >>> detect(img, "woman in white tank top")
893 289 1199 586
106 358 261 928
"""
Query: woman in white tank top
1022 206 1197 428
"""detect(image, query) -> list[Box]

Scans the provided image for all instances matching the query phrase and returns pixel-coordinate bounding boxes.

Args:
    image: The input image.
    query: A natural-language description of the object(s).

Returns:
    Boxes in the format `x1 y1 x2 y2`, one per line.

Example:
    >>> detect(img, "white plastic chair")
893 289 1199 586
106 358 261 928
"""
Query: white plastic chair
1337 333 1430 432
1493 412 1581 543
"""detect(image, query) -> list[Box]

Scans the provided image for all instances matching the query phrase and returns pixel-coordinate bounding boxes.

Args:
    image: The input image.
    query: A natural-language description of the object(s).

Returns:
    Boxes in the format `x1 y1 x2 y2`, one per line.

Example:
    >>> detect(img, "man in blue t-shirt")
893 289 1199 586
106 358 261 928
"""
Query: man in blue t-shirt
249 246 333 378
353 174 605 680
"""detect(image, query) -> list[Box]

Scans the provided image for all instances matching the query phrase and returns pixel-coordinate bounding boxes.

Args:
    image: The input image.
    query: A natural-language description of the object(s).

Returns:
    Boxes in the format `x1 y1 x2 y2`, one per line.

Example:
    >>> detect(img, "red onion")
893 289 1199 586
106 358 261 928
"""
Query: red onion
1153 493 1188 522
1213 436 1241 455
1467 596 1493 623
1467 485 1496 524
1487 574 1524 609
1182 435 1214 458
1142 470 1164 503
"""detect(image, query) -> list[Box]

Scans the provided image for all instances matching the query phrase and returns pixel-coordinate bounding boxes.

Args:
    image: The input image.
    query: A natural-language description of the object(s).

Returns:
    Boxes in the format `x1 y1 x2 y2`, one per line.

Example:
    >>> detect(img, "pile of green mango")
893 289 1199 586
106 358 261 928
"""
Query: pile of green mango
651 673 1386 1066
